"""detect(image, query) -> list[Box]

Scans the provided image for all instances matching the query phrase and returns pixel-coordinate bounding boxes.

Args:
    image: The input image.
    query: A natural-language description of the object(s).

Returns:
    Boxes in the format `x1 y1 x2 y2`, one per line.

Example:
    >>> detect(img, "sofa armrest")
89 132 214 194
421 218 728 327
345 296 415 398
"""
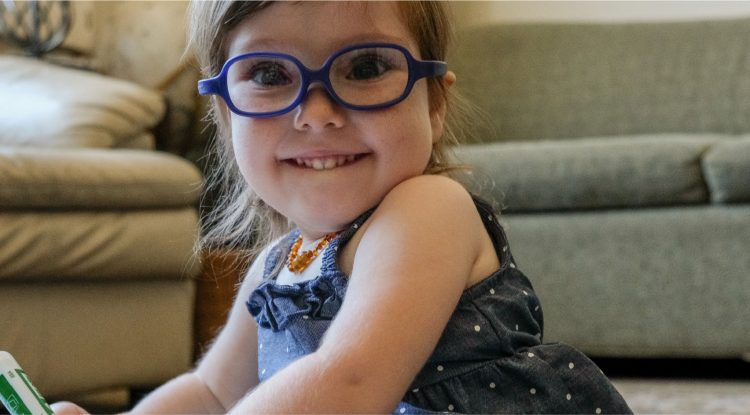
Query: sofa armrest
703 135 750 204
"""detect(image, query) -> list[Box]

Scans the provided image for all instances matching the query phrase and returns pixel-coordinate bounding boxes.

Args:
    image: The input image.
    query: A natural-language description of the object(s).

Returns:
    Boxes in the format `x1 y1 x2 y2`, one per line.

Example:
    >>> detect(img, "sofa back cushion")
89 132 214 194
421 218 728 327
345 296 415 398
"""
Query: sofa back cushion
451 18 750 143
454 134 721 212
0 55 165 149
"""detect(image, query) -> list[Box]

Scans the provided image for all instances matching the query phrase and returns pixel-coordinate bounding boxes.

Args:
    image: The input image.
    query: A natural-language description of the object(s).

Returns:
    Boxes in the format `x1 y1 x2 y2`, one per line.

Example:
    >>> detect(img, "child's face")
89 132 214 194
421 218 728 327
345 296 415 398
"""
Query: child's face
224 2 448 239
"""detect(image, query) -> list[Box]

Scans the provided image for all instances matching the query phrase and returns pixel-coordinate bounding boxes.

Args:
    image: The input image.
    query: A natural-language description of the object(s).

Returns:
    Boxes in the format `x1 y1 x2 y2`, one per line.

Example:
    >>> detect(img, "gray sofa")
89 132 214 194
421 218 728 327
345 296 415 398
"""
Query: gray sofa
0 56 202 403
451 18 750 359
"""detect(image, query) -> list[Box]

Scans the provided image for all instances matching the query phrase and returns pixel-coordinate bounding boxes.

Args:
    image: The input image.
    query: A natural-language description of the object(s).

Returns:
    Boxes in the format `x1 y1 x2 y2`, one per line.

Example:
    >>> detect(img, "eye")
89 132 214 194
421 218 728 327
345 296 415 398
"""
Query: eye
248 61 293 87
346 54 393 81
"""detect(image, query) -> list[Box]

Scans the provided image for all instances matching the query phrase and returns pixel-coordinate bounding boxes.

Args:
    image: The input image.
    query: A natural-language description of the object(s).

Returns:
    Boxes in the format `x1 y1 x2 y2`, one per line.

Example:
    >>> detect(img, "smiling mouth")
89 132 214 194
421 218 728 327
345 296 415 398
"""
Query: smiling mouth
286 154 365 171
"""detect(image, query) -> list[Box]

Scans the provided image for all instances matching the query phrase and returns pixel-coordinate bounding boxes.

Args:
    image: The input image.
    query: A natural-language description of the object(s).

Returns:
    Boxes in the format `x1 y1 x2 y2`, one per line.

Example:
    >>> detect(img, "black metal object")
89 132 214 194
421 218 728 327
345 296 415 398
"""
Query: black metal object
0 0 71 57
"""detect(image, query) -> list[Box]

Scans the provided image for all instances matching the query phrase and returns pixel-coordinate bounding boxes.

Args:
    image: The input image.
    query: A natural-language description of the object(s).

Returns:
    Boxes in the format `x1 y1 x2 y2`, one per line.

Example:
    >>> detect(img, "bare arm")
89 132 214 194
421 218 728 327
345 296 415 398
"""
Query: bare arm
227 176 492 413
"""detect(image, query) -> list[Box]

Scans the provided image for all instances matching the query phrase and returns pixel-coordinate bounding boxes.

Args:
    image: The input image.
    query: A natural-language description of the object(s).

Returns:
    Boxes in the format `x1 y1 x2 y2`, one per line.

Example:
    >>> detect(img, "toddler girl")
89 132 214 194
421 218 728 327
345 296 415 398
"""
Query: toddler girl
54 1 631 414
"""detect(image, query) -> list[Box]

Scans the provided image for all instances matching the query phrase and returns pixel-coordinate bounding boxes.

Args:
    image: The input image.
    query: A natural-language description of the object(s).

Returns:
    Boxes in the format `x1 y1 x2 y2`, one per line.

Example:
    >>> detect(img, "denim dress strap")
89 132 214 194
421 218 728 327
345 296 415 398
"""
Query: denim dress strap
319 206 376 275
262 230 299 280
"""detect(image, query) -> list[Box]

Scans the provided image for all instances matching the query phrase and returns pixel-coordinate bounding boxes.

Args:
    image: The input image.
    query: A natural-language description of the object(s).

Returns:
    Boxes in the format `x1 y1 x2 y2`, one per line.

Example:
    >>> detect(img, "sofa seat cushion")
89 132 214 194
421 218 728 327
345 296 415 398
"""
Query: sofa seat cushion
0 55 165 149
455 134 720 212
702 135 750 203
0 147 202 209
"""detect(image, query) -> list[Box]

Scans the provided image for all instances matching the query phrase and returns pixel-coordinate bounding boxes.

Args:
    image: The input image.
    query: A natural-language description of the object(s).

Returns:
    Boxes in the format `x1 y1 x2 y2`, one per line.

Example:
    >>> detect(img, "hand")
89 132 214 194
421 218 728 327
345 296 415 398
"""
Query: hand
50 401 90 415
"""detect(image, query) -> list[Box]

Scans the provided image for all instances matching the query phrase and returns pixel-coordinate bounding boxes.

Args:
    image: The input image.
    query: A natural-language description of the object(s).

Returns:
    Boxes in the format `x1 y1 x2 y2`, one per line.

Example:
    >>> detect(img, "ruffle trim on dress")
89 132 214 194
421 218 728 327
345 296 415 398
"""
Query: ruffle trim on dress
249 207 375 331
247 272 348 331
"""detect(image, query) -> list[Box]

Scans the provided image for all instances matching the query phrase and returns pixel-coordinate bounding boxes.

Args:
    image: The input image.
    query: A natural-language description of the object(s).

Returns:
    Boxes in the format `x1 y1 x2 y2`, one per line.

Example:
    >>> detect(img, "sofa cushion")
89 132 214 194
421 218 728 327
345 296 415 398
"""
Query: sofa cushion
702 135 750 203
504 205 750 358
455 134 720 212
0 279 195 397
451 18 750 143
0 147 202 209
0 209 200 281
0 55 165 148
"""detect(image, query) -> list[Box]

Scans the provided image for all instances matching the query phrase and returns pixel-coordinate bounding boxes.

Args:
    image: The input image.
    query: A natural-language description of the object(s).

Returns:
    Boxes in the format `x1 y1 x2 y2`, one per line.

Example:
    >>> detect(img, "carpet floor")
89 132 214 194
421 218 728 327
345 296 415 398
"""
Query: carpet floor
613 379 750 414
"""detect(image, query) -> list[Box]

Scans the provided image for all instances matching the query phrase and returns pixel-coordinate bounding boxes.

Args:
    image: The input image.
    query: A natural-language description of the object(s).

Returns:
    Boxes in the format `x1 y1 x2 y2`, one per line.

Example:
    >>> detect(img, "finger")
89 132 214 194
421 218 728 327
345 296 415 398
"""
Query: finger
50 401 90 415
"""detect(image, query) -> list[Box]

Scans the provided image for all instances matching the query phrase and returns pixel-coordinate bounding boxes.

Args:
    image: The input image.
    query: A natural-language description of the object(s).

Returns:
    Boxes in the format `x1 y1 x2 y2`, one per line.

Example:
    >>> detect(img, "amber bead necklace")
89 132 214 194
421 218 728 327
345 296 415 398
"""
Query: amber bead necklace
286 232 338 273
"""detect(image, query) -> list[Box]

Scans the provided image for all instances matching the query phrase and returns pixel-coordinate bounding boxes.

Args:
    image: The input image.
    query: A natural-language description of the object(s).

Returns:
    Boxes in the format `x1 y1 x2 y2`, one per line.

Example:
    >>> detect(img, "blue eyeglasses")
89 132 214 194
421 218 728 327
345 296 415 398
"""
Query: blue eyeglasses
198 43 447 118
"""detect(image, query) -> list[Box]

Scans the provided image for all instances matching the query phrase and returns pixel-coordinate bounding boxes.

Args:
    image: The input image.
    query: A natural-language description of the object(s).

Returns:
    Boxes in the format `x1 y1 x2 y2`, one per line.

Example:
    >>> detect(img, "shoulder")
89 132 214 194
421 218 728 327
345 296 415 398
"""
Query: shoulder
358 175 499 287
381 174 475 214
339 175 486 273
356 175 485 268
347 174 482 247
374 174 479 232
386 173 471 201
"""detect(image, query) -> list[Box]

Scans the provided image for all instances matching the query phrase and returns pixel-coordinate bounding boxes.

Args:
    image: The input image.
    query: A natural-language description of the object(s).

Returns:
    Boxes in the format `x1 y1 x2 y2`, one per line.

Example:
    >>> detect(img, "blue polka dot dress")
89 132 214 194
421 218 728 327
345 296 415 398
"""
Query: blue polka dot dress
247 196 632 414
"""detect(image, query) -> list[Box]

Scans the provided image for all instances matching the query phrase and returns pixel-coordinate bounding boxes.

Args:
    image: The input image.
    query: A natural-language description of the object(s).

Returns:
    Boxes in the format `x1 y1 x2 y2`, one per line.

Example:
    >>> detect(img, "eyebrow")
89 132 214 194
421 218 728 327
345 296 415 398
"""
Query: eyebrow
230 33 413 57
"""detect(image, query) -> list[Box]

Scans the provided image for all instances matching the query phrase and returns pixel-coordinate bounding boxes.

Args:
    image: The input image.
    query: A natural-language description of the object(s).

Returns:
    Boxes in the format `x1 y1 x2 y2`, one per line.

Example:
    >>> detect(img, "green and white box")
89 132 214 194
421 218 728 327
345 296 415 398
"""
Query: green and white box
0 351 53 415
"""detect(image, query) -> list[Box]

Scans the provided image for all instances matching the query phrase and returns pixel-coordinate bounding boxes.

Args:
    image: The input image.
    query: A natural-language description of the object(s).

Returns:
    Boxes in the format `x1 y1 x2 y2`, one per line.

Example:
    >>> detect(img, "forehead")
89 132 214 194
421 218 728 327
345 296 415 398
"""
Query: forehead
226 2 416 60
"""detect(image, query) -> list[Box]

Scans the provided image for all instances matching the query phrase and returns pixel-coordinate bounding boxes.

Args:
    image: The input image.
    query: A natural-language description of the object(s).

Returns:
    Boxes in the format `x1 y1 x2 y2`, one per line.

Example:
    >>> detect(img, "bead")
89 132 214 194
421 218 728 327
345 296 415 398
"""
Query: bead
287 232 338 273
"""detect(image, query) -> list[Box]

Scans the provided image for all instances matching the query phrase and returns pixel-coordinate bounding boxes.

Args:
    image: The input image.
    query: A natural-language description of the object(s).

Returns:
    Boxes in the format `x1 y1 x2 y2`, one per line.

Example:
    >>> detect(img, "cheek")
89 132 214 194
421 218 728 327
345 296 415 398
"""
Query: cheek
403 92 437 157
232 138 252 181
379 107 434 174
230 118 265 183
230 119 249 167
408 83 439 139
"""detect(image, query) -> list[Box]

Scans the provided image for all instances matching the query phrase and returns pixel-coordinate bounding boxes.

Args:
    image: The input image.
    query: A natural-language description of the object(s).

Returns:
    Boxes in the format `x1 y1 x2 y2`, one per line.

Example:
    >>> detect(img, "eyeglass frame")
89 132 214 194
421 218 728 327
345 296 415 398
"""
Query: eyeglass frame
197 42 448 118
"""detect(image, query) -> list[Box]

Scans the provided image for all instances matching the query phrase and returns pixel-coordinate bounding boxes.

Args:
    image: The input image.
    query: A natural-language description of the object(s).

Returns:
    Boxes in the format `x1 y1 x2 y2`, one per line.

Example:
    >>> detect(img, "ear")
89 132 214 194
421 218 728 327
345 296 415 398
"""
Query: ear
430 70 456 143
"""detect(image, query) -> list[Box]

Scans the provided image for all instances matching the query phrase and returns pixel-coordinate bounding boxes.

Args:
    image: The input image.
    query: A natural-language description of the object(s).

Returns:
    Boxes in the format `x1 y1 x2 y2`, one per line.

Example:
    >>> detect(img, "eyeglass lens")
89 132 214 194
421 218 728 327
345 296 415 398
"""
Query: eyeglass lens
226 46 409 114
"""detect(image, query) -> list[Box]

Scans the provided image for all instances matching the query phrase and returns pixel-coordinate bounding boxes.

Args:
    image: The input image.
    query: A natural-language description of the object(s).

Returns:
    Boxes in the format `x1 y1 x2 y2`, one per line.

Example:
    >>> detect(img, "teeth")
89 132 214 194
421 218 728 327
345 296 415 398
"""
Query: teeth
295 155 357 171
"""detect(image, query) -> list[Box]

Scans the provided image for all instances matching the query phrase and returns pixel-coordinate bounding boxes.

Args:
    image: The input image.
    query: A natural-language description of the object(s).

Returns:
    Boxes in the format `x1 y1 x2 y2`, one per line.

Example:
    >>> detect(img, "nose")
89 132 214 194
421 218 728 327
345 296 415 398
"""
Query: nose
293 85 345 131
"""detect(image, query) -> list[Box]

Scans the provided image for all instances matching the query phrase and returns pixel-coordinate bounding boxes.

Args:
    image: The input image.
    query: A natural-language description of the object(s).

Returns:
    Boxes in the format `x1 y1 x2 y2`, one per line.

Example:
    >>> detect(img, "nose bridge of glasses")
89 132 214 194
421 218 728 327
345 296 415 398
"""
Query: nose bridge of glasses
298 62 339 103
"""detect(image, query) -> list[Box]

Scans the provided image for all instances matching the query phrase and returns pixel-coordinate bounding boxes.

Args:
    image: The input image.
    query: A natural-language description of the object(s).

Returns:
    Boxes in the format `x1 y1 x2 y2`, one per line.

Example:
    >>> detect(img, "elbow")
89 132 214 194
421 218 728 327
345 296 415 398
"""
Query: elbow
309 349 408 413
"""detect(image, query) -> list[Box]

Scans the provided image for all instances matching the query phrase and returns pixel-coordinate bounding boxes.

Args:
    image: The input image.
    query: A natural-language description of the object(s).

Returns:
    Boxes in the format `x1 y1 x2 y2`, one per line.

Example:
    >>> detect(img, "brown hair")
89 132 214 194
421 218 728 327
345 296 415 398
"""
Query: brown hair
187 1 474 260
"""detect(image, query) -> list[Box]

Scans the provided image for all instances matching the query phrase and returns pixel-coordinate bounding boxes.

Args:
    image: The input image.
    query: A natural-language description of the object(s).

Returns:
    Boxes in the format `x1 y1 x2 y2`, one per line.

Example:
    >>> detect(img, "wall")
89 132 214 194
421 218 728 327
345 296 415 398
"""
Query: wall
452 1 750 27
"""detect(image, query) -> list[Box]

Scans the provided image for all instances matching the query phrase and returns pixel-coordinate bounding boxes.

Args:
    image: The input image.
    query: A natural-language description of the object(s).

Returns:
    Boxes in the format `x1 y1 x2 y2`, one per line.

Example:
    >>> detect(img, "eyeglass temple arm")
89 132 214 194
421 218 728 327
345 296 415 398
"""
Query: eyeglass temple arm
198 78 220 96
415 60 448 79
